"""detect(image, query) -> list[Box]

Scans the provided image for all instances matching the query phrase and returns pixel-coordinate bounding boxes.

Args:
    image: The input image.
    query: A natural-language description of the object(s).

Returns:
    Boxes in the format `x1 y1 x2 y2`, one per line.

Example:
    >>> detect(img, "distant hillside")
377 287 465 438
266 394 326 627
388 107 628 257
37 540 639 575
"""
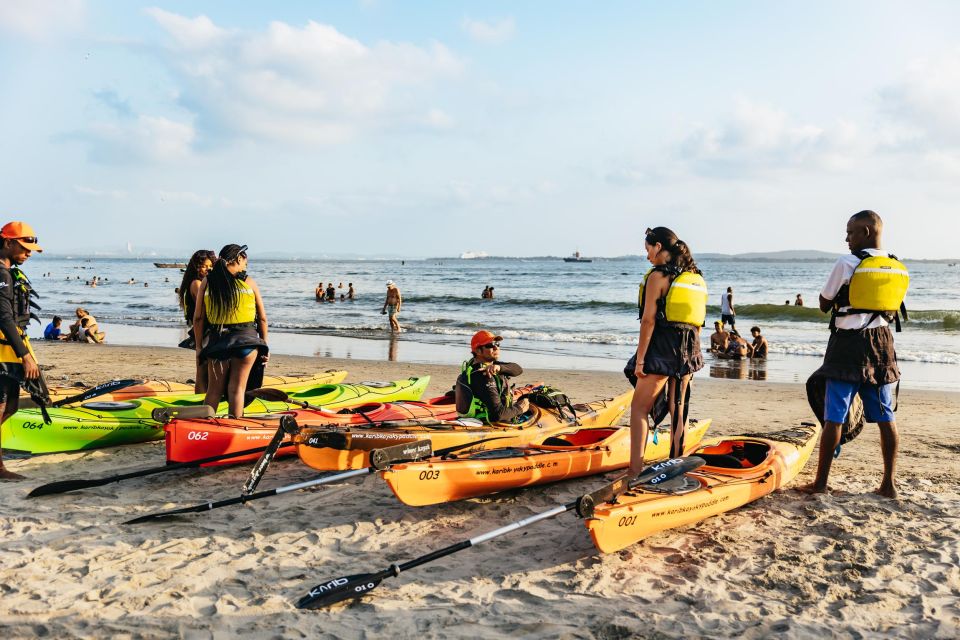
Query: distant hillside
697 250 841 262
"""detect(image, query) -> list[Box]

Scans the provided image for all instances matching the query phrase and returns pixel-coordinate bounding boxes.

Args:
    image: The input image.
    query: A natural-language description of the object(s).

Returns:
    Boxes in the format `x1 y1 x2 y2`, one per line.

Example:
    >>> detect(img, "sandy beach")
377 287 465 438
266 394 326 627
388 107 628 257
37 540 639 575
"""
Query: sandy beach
1 340 958 638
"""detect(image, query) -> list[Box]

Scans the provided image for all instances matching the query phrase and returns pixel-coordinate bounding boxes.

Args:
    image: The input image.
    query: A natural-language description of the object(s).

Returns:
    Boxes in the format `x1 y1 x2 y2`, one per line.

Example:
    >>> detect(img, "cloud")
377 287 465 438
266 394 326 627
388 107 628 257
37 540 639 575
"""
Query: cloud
73 185 127 199
93 89 134 119
0 0 84 40
61 115 195 164
143 9 463 146
878 50 960 147
461 17 515 44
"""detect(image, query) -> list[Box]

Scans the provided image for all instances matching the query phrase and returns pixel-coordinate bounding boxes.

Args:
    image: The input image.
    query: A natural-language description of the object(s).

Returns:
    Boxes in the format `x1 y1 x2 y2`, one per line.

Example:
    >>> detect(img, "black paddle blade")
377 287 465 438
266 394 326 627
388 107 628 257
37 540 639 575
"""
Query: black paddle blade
28 479 100 498
296 572 387 610
576 456 705 518
122 501 219 524
151 405 215 423
370 440 432 470
245 387 290 403
51 378 146 408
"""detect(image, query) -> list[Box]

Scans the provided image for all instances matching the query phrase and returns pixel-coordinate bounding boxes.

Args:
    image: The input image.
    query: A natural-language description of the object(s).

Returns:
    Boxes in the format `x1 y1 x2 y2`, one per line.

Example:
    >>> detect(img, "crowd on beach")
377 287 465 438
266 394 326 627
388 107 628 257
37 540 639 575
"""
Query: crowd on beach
0 211 907 503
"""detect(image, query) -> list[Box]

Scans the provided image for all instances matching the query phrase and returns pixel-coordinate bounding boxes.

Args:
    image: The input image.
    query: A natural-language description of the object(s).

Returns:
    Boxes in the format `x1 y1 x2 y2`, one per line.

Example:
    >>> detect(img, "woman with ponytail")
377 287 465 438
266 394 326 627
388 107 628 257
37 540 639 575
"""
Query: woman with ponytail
178 249 216 392
628 226 706 475
193 244 269 417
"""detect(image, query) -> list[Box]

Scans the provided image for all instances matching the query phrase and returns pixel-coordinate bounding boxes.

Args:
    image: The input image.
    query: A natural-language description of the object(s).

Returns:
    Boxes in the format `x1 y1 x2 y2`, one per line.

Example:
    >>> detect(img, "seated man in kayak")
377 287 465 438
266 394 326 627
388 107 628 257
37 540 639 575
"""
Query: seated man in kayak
455 330 530 423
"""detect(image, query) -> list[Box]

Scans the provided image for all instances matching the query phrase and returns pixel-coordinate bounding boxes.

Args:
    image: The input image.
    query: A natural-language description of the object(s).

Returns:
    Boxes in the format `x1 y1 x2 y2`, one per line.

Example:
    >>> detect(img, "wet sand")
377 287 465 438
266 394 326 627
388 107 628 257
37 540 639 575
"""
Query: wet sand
0 341 958 638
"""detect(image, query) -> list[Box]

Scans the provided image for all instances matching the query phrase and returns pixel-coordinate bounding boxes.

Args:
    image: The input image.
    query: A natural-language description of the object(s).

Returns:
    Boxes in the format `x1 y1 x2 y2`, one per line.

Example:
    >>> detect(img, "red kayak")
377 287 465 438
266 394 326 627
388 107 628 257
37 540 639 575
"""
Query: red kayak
165 395 458 467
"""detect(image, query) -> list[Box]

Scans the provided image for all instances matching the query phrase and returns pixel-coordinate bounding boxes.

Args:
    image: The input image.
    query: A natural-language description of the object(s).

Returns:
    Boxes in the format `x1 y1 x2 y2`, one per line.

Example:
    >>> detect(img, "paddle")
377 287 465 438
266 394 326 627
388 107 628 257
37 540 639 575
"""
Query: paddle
41 378 147 409
241 414 300 495
26 442 297 498
295 455 706 610
122 439 435 525
245 387 328 411
150 405 216 423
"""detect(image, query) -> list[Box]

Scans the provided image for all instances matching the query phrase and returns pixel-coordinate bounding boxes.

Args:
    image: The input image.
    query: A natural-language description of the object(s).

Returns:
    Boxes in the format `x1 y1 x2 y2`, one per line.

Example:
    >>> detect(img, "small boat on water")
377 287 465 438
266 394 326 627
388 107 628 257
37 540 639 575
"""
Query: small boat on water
154 262 187 268
563 250 592 263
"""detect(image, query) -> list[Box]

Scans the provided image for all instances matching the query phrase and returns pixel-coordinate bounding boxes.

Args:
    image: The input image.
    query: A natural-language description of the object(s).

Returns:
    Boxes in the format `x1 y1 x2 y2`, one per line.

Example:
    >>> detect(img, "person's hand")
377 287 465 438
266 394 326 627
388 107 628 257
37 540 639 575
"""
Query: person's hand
482 363 500 377
633 355 646 379
22 353 40 379
260 352 270 364
516 397 530 413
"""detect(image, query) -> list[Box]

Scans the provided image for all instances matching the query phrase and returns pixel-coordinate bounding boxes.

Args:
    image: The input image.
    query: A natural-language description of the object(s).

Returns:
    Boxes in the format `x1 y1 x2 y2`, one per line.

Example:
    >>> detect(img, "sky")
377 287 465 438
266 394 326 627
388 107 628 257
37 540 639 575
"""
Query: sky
2 0 960 259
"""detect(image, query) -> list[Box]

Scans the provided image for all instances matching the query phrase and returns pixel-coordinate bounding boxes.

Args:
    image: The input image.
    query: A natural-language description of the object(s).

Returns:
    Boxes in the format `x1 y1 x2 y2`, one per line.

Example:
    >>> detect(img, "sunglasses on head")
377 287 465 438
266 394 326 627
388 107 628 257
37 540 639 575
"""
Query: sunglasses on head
480 342 501 350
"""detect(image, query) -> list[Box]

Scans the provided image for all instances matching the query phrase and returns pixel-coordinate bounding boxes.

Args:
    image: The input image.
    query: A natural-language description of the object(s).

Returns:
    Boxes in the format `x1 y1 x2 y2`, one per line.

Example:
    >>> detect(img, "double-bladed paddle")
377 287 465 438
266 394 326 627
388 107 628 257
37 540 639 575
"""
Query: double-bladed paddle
295 455 706 610
26 442 297 497
122 439 435 525
50 379 147 408
122 435 514 524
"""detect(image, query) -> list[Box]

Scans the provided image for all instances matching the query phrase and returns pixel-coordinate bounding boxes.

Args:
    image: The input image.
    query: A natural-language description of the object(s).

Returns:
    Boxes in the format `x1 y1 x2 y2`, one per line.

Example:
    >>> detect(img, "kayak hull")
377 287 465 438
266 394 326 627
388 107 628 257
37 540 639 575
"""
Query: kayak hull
2 376 428 455
585 424 820 553
165 394 457 466
36 370 348 405
383 418 711 506
296 391 633 472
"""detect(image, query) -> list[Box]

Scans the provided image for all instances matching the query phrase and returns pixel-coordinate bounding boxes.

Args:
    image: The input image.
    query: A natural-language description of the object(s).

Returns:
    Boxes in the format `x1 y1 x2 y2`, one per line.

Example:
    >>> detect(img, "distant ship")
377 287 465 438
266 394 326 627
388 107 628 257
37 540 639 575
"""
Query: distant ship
459 251 489 260
154 262 187 268
563 250 592 263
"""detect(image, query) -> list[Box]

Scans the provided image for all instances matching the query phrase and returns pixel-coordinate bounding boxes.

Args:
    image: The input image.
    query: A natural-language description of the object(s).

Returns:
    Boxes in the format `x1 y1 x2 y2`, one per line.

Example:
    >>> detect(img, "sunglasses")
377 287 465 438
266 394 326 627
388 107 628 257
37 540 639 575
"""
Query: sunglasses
15 236 38 245
480 342 501 350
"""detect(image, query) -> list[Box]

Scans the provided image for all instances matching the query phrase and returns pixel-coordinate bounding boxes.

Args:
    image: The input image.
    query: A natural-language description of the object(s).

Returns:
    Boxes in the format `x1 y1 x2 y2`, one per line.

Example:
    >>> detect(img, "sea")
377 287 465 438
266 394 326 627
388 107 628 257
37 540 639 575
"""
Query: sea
26 256 960 392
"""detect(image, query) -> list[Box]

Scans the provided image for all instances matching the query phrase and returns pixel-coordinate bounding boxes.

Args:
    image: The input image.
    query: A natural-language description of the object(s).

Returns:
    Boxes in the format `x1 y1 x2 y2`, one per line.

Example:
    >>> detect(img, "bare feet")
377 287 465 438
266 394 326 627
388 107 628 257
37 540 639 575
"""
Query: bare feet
0 467 26 481
875 482 898 499
798 482 829 495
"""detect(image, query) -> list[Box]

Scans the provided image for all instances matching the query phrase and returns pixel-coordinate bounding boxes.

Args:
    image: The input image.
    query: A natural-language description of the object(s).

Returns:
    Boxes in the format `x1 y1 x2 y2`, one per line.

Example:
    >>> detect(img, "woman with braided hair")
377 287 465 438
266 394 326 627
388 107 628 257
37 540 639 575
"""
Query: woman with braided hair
178 249 216 392
193 244 269 417
628 226 707 475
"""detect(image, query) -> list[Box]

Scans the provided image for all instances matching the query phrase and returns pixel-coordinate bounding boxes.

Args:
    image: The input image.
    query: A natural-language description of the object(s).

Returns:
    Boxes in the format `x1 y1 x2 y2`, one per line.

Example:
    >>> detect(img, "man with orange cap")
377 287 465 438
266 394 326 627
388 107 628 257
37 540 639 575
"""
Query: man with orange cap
0 221 46 480
454 330 529 423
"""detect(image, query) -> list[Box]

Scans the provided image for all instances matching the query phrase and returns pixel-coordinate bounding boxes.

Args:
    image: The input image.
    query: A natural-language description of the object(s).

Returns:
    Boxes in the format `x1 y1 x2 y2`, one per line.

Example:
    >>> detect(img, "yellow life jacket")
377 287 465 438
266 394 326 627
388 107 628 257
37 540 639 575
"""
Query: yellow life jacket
638 266 708 328
0 266 39 368
834 250 909 331
204 279 257 325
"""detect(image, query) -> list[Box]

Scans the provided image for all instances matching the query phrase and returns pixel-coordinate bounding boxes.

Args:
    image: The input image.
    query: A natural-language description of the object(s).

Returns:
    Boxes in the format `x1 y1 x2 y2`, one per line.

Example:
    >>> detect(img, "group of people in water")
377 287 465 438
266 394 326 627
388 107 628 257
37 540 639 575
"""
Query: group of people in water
0 211 908 500
315 281 355 302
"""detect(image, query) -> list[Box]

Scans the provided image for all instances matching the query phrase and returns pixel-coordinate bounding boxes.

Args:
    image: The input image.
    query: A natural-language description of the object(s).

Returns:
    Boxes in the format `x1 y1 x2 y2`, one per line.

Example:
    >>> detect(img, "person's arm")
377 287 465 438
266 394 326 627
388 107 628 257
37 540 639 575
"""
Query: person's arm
473 374 525 422
248 277 269 347
727 293 735 314
634 272 668 377
819 258 848 313
493 361 522 377
396 290 402 313
193 279 208 355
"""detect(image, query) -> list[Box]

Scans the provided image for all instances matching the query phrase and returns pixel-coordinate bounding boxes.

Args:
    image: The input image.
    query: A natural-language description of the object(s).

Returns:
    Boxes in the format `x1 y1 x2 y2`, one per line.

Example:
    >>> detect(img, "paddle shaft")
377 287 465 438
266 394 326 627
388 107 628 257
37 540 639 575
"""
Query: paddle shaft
27 442 296 497
124 468 369 523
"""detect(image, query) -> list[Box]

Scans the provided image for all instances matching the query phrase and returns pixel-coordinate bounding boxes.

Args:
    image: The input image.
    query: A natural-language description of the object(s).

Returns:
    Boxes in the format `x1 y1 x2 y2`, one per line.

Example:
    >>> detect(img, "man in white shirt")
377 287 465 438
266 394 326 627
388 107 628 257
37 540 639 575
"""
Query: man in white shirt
803 210 901 498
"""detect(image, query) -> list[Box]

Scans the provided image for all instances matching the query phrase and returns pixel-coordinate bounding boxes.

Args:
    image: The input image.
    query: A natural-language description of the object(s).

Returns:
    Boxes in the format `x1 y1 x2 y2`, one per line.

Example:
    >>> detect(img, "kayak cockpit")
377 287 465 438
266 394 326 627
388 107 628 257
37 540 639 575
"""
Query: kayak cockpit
694 440 772 469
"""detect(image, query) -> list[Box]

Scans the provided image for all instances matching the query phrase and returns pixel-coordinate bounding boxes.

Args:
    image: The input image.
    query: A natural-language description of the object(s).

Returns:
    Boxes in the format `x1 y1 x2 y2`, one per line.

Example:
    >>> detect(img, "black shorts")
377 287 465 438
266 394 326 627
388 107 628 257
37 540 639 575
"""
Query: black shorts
721 313 736 327
0 376 20 407
643 325 704 378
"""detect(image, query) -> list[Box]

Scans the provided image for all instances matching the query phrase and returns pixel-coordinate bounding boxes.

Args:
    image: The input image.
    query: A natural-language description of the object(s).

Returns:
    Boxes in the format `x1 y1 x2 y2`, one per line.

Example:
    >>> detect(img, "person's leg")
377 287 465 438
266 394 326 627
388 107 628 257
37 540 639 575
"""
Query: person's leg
195 354 209 394
629 374 668 475
801 379 856 494
669 375 691 458
861 382 899 498
0 383 24 479
203 358 230 412
225 351 257 417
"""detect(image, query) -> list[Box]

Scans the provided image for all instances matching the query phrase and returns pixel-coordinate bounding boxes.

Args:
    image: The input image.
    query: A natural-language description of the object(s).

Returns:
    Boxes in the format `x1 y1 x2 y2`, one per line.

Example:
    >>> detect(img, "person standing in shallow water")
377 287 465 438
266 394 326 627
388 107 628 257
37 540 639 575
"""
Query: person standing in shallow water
0 222 46 480
629 227 705 475
382 280 402 332
802 210 904 498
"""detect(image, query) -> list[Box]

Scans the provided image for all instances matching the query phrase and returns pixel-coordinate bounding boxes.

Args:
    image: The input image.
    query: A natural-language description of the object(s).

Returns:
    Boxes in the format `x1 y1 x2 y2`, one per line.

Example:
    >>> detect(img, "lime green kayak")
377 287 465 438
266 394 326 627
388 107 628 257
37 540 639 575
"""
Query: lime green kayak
1 376 429 454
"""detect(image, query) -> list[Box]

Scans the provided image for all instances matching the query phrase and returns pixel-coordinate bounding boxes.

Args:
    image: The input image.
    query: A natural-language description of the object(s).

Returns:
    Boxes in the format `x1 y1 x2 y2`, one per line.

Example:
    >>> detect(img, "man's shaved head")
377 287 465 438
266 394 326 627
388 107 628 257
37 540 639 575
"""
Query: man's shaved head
846 209 884 252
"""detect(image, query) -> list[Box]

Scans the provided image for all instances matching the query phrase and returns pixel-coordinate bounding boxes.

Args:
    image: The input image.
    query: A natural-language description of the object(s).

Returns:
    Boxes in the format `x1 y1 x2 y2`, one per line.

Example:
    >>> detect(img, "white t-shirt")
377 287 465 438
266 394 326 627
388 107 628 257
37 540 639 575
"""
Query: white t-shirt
720 291 733 315
821 249 891 330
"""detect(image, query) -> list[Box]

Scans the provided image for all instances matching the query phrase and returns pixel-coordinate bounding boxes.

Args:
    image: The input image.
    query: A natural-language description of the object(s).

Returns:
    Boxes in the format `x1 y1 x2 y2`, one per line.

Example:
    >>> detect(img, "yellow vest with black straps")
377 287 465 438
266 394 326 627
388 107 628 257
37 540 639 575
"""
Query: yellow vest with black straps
638 266 708 328
204 280 257 325
833 250 909 330
0 266 38 368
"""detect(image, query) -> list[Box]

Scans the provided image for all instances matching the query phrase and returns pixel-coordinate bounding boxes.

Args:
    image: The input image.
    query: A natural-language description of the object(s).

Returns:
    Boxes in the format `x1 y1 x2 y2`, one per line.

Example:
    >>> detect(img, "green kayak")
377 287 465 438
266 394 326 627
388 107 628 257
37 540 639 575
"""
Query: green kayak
1 376 430 454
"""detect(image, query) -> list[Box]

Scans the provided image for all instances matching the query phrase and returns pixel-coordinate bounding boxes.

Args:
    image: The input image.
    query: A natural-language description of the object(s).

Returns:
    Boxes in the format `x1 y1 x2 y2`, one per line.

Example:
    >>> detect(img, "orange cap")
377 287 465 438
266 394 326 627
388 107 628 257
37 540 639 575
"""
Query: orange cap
471 330 503 353
1 221 42 252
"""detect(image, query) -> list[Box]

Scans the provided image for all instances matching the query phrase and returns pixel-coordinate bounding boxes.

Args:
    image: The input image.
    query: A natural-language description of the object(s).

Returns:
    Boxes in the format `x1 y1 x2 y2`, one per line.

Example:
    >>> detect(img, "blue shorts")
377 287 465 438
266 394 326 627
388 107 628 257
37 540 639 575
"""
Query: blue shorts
825 379 896 424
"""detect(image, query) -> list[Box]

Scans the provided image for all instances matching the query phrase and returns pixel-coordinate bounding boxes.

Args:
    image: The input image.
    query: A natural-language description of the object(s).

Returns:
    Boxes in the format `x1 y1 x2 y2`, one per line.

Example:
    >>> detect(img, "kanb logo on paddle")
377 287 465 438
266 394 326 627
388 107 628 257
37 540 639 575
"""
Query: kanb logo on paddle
308 577 349 597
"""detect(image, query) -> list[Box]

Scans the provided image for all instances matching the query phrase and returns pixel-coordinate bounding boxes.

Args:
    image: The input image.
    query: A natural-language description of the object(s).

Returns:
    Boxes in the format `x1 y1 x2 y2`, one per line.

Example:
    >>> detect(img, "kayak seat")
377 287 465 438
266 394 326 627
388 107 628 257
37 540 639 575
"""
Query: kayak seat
541 437 574 446
696 453 744 468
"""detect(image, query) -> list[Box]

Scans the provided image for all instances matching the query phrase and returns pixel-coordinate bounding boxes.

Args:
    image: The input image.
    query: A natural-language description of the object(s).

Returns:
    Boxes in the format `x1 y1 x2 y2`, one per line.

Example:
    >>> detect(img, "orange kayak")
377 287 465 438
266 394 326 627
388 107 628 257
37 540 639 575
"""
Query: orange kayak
383 418 712 506
296 391 633 472
584 424 820 553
